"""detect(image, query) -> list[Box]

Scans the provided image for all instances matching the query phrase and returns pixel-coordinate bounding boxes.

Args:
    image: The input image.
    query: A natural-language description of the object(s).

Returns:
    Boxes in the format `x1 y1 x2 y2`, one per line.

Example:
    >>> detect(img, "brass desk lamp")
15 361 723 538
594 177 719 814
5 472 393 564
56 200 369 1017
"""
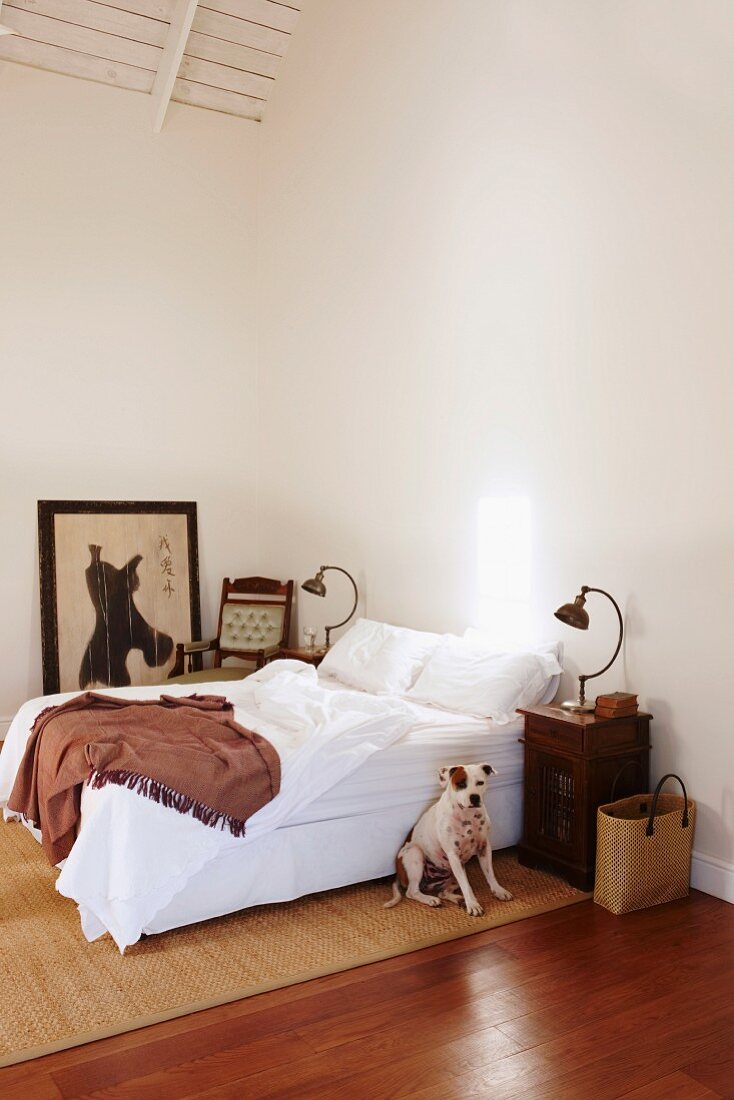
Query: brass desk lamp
302 565 358 649
554 586 623 712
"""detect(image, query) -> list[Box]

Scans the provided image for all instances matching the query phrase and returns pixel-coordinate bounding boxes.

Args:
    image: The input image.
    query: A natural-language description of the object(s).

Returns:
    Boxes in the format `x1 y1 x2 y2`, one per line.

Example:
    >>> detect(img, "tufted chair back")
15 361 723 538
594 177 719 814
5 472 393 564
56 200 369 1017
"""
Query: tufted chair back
215 577 293 665
220 601 285 652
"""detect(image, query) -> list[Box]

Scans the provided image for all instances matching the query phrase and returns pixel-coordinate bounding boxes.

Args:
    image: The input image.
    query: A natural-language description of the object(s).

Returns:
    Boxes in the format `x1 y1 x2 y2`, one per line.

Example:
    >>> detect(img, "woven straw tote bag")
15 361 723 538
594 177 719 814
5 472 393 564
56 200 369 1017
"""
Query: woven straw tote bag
594 772 695 915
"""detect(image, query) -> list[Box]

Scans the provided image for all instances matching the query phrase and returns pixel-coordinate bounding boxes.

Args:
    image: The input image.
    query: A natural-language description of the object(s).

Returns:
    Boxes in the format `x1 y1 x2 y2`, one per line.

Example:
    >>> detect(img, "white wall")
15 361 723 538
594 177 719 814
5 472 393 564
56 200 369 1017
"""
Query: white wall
257 0 734 888
0 66 260 728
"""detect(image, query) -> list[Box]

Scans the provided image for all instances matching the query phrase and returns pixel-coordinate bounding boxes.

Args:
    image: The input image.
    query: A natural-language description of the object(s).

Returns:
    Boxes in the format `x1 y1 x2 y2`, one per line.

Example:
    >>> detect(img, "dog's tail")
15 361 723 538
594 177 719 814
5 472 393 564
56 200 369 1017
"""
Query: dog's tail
383 879 403 908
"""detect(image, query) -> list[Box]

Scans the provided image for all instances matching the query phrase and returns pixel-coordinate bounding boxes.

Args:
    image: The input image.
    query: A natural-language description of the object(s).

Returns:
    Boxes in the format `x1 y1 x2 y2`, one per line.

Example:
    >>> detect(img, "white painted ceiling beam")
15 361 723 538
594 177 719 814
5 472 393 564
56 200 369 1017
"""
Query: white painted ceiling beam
150 0 198 133
0 0 19 37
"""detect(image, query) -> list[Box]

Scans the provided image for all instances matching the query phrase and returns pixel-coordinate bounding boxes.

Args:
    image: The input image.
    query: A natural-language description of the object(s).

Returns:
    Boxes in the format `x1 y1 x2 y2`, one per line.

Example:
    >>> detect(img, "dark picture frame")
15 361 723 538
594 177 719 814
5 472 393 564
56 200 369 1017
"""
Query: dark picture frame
38 500 201 695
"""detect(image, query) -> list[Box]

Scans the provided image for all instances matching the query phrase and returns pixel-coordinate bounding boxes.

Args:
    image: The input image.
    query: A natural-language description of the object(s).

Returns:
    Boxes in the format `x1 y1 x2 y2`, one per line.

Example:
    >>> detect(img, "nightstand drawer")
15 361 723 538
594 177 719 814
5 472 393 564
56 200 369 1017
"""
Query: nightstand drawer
585 719 645 754
525 717 584 754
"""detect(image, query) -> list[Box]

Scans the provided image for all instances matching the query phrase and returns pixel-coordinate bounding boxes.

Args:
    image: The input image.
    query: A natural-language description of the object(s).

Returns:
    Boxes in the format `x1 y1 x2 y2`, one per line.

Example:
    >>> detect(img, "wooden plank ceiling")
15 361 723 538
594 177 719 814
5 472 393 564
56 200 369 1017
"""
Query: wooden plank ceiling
0 0 300 125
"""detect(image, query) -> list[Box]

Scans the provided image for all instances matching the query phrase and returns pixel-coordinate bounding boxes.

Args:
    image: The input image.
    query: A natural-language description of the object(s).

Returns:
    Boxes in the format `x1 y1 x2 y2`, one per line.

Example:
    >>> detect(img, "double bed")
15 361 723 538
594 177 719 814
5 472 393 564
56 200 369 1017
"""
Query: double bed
0 628 561 953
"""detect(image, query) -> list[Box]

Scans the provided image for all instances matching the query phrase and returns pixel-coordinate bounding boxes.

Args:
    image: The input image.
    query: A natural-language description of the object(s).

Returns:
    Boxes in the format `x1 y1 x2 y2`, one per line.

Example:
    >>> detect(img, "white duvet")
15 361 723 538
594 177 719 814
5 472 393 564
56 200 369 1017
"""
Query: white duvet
0 661 414 951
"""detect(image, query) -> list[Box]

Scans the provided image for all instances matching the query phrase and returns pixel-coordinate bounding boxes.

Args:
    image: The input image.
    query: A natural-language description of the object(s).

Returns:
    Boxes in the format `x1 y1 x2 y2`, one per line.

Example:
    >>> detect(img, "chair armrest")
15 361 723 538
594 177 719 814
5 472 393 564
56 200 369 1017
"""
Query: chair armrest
248 644 285 670
262 646 286 665
168 638 218 679
183 639 218 654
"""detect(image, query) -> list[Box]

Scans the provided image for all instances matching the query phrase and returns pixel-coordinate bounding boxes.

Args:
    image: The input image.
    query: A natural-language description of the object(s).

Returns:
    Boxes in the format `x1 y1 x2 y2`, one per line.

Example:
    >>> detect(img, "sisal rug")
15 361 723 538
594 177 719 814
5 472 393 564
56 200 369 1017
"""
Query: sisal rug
0 819 589 1067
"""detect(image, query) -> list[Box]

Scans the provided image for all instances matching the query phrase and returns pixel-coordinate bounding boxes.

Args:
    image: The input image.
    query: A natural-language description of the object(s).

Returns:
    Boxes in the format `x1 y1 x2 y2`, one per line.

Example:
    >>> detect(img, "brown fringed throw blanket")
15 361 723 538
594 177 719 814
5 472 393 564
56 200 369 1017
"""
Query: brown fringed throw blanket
7 692 281 866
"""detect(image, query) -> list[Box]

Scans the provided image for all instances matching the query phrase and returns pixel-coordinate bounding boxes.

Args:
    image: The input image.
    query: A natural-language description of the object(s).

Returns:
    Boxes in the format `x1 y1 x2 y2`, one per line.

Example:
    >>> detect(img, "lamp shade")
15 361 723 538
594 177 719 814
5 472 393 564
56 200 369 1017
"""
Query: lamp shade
301 572 326 598
554 594 589 630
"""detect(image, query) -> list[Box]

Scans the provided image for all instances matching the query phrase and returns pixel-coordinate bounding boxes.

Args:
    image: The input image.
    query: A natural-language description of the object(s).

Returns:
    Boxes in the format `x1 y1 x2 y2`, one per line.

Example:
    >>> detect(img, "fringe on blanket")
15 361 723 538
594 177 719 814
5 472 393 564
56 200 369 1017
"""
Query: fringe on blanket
88 769 248 837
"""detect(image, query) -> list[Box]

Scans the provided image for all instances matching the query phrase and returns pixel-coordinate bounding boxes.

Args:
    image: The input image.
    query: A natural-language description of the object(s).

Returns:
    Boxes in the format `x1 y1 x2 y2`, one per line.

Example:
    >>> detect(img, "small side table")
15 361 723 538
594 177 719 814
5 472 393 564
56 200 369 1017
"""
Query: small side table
279 647 327 668
517 704 652 890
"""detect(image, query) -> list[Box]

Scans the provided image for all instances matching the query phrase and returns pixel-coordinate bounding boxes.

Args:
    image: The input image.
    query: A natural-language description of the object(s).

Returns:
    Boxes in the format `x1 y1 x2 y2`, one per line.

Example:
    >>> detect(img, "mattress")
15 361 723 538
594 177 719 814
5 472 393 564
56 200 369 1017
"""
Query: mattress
288 696 524 825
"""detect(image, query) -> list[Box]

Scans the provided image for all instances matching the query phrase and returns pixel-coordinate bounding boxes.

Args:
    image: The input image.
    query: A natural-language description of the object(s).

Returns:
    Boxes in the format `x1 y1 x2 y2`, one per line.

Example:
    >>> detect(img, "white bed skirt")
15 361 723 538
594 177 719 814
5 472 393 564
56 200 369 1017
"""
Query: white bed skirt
142 781 524 936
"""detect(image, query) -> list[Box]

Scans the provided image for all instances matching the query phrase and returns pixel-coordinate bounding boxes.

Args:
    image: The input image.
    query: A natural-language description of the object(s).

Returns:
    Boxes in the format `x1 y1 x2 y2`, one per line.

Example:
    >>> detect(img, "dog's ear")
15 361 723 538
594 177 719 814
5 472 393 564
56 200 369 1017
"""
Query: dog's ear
481 763 497 776
438 767 450 788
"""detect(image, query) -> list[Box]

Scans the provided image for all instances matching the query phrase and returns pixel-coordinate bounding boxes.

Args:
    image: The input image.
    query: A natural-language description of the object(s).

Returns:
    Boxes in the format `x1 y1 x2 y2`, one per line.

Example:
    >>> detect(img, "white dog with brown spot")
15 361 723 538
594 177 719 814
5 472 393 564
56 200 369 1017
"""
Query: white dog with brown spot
384 763 512 916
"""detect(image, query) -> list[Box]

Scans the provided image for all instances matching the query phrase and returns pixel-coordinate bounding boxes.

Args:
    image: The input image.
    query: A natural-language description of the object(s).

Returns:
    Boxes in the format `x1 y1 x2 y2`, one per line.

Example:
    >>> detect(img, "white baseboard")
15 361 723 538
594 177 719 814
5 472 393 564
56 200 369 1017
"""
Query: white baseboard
691 850 734 903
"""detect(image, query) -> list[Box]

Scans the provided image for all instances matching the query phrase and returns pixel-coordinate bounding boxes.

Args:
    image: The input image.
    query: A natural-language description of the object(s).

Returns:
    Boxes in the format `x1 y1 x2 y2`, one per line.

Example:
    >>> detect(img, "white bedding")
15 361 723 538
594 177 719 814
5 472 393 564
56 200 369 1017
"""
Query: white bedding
0 661 530 952
292 683 524 823
0 661 416 951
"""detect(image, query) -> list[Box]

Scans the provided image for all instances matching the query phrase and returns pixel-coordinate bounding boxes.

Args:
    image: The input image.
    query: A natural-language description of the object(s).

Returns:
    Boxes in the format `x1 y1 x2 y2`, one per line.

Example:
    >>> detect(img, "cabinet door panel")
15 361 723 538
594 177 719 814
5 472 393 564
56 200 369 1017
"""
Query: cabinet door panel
525 747 583 860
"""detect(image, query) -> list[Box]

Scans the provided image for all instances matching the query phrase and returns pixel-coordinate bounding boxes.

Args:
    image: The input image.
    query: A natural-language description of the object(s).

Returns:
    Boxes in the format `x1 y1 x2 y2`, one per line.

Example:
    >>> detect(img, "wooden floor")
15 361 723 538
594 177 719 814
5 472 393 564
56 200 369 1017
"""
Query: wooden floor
2 891 732 1099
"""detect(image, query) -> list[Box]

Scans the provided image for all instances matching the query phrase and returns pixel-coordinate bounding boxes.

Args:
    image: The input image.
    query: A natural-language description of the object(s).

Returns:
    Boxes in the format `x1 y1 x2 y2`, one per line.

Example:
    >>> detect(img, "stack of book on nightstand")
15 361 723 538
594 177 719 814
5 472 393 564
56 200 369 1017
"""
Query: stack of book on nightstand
595 692 638 719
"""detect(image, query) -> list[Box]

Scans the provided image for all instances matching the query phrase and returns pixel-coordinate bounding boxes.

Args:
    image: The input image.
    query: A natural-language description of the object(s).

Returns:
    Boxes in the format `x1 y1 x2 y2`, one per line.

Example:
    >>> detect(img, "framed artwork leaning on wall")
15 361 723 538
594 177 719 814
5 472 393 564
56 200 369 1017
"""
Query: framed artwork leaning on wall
38 500 201 694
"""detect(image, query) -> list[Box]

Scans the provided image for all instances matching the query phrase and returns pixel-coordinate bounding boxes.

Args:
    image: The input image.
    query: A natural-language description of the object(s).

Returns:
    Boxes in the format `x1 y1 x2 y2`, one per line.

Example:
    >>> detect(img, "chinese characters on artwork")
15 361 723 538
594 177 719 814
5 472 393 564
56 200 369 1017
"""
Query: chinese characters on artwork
159 535 175 597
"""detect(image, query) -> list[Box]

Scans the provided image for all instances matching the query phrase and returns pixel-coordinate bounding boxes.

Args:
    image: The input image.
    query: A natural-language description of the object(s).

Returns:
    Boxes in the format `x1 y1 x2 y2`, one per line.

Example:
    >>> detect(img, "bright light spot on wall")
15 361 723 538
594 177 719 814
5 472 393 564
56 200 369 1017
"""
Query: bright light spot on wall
477 496 532 648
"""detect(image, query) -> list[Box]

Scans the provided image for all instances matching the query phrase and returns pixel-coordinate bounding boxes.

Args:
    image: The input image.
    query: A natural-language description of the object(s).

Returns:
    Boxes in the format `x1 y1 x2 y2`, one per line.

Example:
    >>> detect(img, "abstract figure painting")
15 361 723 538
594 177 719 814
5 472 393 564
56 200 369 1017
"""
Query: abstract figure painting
78 545 174 689
38 501 200 694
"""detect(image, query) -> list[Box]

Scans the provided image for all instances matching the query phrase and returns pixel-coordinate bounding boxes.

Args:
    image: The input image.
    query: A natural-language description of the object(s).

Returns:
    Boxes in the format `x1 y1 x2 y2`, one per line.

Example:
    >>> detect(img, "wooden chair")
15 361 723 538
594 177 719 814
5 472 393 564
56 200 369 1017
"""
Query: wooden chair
168 576 294 683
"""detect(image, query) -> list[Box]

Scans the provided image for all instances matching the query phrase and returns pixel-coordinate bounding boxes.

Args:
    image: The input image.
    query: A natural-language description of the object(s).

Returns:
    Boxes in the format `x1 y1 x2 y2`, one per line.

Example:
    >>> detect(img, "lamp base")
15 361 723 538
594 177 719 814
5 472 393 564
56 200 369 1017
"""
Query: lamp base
559 698 596 714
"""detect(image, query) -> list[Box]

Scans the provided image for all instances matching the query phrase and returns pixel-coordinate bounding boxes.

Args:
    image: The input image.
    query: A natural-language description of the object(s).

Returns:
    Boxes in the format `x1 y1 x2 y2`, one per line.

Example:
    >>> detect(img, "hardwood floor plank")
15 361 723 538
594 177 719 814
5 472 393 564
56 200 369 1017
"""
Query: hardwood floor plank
75 1033 315 1099
684 1046 734 1098
495 937 732 1048
55 1030 311 1099
194 1030 517 1100
0 1076 63 1100
294 980 528 1054
402 963 733 1099
510 1016 734 1099
404 1070 519 1100
406 1013 733 1100
171 1011 522 1098
619 1069 723 1098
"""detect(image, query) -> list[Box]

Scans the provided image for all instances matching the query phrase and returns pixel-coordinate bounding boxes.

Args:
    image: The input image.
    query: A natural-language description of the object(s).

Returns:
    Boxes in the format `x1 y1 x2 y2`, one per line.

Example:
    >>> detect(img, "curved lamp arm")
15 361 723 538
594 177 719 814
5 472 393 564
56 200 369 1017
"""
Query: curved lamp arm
578 586 624 704
322 566 359 648
556 585 625 712
303 565 359 649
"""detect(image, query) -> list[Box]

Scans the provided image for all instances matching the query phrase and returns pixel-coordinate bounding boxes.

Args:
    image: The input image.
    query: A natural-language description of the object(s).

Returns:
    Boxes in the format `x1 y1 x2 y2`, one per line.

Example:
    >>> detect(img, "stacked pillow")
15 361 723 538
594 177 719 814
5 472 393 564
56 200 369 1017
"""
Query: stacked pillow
318 618 562 723
407 633 562 723
318 618 441 695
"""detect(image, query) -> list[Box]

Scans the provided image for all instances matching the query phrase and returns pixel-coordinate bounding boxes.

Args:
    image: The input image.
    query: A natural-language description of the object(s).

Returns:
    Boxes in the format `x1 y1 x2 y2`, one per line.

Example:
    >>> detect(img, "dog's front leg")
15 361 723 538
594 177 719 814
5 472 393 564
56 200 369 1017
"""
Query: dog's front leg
478 843 513 901
402 844 441 908
446 850 483 917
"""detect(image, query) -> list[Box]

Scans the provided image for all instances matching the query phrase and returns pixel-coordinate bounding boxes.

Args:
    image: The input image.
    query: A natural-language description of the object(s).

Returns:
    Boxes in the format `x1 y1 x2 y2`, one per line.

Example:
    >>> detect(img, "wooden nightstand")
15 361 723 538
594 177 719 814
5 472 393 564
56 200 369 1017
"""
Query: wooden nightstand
517 704 652 891
278 647 327 667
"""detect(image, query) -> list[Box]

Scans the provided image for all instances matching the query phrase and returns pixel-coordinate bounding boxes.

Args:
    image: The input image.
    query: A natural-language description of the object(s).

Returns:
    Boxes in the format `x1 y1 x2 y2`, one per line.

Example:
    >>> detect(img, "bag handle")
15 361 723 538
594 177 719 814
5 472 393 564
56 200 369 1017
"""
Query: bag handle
645 773 690 836
610 759 646 804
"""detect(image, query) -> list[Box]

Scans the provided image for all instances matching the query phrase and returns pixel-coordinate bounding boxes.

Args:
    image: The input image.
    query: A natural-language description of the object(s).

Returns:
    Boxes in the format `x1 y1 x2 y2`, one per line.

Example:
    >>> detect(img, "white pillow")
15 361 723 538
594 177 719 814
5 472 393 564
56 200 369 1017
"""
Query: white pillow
407 635 563 723
463 630 563 703
463 629 564 669
319 618 441 694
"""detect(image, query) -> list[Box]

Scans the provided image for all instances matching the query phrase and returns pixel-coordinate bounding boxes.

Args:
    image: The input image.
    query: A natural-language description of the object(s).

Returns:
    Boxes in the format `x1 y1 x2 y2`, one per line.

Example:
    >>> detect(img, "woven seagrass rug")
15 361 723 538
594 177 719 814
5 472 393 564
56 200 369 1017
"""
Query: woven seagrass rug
0 819 589 1067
